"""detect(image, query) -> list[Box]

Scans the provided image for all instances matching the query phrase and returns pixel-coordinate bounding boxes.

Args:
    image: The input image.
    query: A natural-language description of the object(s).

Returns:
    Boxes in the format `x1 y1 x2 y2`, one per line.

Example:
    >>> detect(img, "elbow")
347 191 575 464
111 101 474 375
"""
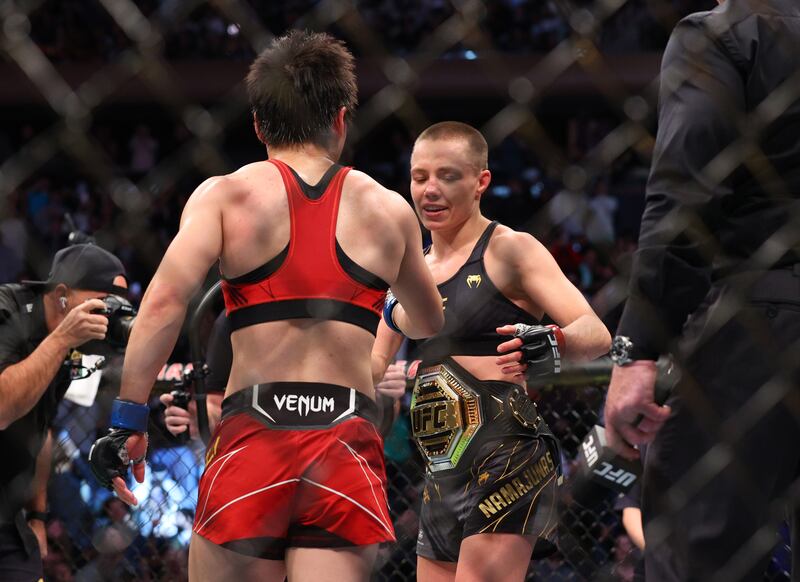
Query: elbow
429 310 445 336
426 295 446 336
0 410 14 431
143 283 187 318
408 311 444 340
0 391 16 430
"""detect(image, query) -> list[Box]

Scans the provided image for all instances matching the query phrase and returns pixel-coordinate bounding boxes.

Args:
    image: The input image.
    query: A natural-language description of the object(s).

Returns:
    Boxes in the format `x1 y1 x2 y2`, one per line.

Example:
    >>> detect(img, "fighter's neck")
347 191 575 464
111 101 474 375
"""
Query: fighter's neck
429 214 492 258
268 144 338 170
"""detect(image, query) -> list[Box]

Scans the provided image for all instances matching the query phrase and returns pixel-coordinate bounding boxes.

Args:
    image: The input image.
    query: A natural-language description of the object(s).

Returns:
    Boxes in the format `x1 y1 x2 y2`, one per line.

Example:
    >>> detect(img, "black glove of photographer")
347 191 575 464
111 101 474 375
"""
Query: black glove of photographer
513 323 565 377
88 428 147 490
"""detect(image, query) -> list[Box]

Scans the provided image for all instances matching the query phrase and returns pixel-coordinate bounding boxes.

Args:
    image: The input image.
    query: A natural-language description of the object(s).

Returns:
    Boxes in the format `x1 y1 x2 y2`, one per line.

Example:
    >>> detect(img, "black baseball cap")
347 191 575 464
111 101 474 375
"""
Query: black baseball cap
23 244 128 296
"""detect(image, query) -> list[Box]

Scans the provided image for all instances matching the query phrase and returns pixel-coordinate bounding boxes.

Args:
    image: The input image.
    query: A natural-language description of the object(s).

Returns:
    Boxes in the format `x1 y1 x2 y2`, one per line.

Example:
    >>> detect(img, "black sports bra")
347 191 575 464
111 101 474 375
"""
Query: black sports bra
417 222 540 362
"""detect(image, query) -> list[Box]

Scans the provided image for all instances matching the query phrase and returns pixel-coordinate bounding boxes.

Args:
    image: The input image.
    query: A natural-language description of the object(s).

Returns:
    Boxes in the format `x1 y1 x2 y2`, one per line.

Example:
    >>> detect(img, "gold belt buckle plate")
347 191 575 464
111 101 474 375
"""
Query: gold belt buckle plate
410 363 484 472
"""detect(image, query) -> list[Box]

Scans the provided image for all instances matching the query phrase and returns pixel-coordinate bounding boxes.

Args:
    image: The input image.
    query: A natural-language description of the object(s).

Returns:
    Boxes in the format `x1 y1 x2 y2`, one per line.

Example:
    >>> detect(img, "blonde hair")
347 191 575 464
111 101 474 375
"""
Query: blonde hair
415 121 488 171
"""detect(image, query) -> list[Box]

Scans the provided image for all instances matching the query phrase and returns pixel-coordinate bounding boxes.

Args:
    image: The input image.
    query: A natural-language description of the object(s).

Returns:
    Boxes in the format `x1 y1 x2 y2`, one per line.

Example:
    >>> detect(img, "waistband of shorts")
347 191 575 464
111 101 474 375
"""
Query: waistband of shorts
222 382 379 429
421 357 544 430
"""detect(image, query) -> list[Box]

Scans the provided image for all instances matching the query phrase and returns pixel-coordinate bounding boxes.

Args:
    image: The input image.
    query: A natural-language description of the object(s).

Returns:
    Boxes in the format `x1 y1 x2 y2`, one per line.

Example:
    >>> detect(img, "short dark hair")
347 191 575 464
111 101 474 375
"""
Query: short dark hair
415 121 489 171
246 30 358 148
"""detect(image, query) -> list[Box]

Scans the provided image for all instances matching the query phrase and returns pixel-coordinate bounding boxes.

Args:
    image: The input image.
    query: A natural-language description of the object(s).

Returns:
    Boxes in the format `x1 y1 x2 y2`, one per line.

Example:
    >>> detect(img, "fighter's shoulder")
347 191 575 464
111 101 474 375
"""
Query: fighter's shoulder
489 225 546 264
187 165 260 205
345 169 416 218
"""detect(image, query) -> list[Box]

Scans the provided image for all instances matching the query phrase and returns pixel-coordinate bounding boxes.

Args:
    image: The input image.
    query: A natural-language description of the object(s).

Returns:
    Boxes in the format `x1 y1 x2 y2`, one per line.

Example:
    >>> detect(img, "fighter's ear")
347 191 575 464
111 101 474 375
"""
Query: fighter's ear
476 169 492 197
332 107 347 137
252 113 266 145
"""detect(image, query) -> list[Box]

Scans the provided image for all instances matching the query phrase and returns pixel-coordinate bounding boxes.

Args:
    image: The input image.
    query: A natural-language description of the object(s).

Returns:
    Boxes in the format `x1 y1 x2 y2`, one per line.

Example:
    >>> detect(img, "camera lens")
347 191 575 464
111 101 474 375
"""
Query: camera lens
102 295 137 349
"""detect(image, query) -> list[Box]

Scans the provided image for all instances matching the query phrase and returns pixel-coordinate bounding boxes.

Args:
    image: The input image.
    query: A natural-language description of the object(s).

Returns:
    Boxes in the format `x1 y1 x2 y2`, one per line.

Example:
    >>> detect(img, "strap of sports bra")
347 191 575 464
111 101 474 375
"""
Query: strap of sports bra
270 159 344 201
465 221 498 264
423 222 497 261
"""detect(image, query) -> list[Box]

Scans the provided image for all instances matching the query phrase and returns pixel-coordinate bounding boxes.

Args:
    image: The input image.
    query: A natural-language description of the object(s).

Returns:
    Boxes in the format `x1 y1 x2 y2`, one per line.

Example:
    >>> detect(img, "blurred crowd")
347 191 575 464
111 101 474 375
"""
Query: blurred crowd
26 0 710 62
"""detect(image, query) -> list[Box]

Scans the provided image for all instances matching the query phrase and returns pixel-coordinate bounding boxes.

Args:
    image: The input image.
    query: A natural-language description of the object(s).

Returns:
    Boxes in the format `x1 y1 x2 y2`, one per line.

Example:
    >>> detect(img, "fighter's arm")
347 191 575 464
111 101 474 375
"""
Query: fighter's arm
371 321 404 385
96 179 224 504
118 178 224 405
494 231 611 362
385 200 444 340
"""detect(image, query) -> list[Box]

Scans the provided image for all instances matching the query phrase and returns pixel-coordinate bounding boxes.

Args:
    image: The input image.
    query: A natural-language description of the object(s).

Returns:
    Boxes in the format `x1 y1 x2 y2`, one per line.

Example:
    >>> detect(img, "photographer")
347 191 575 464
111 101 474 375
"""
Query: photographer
159 312 229 440
0 244 129 581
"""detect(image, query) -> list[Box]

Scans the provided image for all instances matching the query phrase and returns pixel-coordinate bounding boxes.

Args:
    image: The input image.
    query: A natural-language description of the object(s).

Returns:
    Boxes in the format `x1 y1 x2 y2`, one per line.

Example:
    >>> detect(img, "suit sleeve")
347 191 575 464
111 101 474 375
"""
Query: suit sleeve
616 16 746 358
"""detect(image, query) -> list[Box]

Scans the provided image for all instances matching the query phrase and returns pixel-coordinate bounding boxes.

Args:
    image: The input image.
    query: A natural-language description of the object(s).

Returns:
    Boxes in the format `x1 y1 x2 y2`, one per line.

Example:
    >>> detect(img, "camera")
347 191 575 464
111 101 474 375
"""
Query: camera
169 389 192 444
80 295 137 356
170 389 191 410
98 295 137 349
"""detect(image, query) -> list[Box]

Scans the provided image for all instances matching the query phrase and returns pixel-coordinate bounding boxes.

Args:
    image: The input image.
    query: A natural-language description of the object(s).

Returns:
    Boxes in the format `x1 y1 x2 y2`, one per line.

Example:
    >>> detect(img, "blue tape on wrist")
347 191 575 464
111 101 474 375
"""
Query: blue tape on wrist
110 399 149 432
382 293 402 334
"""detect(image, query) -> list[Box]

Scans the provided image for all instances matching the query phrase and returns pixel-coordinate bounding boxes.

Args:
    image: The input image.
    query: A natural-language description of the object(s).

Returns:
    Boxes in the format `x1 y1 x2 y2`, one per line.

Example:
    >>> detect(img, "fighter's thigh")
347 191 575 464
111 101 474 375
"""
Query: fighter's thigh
455 533 536 582
285 544 379 582
188 533 286 582
417 555 457 582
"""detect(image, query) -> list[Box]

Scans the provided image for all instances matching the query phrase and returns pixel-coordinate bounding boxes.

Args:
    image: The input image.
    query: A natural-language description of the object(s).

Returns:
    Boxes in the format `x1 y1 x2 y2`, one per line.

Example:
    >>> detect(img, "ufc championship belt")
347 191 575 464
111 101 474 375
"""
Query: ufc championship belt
409 361 486 473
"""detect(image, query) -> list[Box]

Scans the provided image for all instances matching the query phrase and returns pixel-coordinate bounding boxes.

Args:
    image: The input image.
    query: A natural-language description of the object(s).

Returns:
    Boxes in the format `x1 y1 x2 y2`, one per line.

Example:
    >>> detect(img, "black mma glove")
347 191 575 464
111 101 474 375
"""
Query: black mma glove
88 398 149 490
88 428 147 489
513 323 565 377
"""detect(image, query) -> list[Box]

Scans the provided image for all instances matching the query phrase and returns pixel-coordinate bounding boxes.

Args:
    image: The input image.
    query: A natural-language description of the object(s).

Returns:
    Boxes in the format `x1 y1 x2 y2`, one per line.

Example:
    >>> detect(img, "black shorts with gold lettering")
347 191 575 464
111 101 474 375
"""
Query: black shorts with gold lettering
410 359 562 562
416 431 560 562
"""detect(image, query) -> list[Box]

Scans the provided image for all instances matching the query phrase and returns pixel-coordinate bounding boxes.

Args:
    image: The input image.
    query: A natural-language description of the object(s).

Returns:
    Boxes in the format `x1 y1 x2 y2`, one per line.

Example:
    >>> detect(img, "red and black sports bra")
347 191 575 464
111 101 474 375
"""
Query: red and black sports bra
220 159 389 335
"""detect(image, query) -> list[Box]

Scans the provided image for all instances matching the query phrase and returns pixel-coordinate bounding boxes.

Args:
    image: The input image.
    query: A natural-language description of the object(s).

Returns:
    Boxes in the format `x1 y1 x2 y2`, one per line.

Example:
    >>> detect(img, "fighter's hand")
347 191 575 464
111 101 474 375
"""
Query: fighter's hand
603 361 671 461
88 429 148 506
495 326 528 376
375 360 408 401
159 393 195 438
496 324 563 377
52 298 109 347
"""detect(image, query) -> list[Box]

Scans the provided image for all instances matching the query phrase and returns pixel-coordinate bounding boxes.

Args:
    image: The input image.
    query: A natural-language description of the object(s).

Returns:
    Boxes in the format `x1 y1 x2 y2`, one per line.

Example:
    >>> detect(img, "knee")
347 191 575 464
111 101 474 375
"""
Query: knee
456 552 525 582
455 535 533 582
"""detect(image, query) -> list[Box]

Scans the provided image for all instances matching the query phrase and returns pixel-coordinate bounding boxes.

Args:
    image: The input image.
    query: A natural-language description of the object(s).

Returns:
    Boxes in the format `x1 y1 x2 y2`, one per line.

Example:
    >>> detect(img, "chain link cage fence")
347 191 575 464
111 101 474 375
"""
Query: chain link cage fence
0 0 797 580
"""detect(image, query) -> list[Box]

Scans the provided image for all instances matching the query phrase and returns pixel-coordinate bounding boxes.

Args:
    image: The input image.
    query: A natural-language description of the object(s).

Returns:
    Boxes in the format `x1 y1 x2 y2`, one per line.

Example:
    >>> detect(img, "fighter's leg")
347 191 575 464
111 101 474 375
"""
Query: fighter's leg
285 544 378 582
188 533 286 582
416 555 457 582
454 533 535 582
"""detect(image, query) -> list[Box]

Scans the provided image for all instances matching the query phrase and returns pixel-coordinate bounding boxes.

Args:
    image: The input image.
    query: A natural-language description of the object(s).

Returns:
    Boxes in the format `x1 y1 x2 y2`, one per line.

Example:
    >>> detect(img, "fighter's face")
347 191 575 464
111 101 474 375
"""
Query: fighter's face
410 138 489 231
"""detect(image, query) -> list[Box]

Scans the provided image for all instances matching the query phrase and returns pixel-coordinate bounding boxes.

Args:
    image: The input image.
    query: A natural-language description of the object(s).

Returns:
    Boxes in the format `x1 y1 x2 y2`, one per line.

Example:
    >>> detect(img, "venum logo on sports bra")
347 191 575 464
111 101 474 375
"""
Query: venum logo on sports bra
465 274 482 288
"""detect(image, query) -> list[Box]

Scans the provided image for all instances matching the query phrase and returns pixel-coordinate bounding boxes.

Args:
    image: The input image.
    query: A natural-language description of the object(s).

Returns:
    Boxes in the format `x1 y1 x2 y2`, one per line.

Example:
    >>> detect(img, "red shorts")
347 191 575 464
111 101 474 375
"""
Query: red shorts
192 409 395 559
